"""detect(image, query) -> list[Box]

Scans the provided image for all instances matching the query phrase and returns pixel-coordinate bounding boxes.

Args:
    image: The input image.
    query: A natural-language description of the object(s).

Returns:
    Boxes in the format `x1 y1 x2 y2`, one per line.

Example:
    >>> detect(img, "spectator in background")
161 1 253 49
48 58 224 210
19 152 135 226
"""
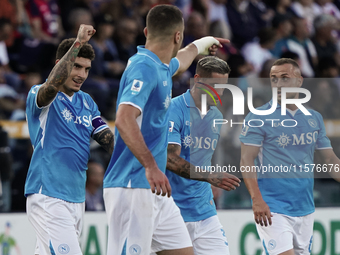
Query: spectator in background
207 0 231 40
0 126 13 212
278 17 317 77
312 14 340 64
317 57 339 77
227 0 271 49
85 161 105 211
90 14 125 79
271 14 293 57
291 0 320 34
265 0 293 15
241 27 277 74
113 17 138 64
314 0 340 20
25 0 64 45
65 8 93 38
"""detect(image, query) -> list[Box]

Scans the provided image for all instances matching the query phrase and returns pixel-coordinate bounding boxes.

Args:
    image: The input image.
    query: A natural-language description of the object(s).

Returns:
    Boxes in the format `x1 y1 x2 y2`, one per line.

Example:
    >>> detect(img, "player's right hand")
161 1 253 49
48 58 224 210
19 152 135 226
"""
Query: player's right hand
77 24 96 44
252 197 273 227
145 166 172 197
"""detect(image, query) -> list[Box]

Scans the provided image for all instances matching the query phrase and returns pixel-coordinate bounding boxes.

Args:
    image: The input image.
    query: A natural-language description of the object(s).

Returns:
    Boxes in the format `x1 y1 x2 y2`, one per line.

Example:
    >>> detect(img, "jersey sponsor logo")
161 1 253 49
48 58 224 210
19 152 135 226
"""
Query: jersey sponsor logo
74 114 92 127
182 134 218 150
58 244 70 254
276 133 291 148
182 134 194 148
185 121 191 126
276 131 318 148
163 81 168 86
131 79 143 93
61 108 74 123
169 121 174 132
163 94 171 109
129 244 141 255
308 119 317 128
268 239 276 250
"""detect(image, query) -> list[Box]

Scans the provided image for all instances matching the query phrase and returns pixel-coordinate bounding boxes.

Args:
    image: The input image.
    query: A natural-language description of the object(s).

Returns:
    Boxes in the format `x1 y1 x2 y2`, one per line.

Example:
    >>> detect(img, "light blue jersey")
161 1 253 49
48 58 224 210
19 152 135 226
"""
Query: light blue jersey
239 101 332 216
166 90 222 222
104 46 179 189
25 85 108 203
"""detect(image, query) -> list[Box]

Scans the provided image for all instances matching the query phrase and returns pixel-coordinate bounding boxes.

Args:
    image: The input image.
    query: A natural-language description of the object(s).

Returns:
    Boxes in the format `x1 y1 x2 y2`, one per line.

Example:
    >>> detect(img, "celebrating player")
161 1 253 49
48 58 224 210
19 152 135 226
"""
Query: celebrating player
103 5 229 255
166 56 241 254
239 58 340 254
25 25 114 255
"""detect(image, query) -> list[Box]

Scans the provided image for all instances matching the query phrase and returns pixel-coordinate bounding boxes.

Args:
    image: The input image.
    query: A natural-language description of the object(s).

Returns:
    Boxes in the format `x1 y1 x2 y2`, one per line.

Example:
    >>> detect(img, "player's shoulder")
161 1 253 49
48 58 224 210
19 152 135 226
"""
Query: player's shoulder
210 106 223 119
29 84 43 94
77 90 97 107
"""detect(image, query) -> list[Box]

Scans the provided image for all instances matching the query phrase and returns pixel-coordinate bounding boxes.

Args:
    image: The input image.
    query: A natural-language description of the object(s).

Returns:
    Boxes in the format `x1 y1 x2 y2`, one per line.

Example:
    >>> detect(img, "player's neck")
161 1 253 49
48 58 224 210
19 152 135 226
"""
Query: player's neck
145 41 174 64
191 89 210 111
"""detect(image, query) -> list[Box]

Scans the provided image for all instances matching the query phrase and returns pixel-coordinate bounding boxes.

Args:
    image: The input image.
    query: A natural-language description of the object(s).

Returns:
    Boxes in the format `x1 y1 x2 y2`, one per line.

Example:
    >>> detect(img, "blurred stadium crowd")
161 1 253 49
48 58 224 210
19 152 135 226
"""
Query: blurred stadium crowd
0 0 340 212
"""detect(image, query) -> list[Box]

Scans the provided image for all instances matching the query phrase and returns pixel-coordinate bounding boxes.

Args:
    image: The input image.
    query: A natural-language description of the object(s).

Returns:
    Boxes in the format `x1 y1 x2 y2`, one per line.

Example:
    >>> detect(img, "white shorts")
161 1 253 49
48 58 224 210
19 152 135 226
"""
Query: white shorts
27 193 85 255
186 215 230 255
104 187 192 254
256 212 314 255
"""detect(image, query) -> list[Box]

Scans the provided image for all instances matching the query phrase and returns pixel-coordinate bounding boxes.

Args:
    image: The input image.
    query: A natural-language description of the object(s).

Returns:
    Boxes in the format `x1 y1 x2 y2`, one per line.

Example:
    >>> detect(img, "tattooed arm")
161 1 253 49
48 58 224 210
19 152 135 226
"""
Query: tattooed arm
37 24 96 107
93 128 114 156
167 144 241 191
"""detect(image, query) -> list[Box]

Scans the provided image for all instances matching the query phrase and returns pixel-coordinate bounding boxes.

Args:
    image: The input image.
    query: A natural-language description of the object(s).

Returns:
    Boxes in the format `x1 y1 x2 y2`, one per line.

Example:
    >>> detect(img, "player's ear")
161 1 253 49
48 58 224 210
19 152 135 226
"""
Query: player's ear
143 27 147 37
174 31 181 44
194 74 200 84
298 76 303 87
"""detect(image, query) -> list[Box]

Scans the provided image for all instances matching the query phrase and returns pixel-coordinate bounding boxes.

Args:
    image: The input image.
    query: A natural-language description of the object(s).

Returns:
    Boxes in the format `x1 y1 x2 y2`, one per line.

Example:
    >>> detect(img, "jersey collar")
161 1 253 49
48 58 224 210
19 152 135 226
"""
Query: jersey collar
137 46 168 67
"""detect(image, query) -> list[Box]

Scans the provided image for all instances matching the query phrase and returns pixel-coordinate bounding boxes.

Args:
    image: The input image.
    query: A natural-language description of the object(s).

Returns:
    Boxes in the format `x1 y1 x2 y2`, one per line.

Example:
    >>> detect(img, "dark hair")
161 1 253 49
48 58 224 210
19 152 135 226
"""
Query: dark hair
196 56 231 77
56 38 95 61
146 5 183 38
258 28 277 45
272 58 300 70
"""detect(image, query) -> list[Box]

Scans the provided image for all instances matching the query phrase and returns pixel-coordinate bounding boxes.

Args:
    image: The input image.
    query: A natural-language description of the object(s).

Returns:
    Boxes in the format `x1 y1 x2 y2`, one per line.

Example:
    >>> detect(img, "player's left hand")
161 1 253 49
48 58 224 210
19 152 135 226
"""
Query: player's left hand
207 172 241 191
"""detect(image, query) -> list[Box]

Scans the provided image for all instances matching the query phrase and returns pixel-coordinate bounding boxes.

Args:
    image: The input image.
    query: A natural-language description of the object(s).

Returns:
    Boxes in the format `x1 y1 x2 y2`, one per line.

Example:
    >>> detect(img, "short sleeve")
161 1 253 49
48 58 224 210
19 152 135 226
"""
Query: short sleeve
168 102 183 146
239 113 265 147
315 112 332 150
170 58 180 77
119 63 156 113
26 85 43 117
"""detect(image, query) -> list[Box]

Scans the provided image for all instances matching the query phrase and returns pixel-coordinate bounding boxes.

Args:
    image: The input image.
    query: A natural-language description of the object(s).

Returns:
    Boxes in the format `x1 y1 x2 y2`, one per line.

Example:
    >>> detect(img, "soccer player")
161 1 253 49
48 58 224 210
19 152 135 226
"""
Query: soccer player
25 25 114 255
239 58 340 255
166 56 240 255
103 5 229 255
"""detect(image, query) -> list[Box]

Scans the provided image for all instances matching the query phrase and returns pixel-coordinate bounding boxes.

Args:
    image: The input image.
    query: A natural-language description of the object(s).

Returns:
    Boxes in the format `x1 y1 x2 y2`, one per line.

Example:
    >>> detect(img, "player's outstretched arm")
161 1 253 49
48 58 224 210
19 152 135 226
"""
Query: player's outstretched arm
93 128 114 155
116 104 171 197
37 24 96 107
167 144 240 191
317 148 340 182
174 37 230 76
240 143 272 227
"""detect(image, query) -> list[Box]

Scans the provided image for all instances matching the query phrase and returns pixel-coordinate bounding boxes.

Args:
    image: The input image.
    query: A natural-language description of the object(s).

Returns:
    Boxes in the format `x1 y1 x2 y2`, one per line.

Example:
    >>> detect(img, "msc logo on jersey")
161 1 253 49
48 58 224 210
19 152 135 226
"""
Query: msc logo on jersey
131 79 143 93
58 244 70 254
276 131 318 148
61 108 74 123
61 107 92 127
182 135 218 150
129 244 141 255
